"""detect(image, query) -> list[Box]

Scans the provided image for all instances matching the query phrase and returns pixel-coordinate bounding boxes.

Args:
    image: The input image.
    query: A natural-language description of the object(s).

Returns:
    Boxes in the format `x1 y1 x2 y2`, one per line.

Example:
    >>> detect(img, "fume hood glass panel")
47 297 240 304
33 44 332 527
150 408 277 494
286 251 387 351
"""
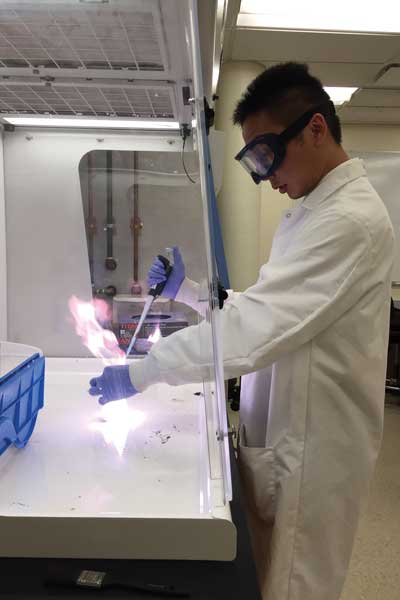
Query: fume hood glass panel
186 0 232 504
77 146 230 503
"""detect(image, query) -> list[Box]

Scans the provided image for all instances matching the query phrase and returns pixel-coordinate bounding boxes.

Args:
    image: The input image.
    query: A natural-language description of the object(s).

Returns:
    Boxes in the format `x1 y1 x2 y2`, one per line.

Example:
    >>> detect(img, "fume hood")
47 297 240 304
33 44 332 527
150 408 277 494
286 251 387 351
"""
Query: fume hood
0 0 235 562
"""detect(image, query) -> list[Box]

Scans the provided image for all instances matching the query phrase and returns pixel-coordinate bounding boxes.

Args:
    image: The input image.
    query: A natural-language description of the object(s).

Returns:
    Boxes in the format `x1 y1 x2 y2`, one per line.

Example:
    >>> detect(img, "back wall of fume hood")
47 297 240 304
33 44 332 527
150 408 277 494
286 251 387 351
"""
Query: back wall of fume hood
2 128 212 357
79 148 203 295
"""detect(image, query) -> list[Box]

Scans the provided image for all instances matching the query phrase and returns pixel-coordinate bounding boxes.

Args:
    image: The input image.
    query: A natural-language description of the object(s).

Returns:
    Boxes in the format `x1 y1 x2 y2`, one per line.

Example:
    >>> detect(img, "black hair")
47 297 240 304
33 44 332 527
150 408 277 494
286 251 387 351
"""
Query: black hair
232 62 342 144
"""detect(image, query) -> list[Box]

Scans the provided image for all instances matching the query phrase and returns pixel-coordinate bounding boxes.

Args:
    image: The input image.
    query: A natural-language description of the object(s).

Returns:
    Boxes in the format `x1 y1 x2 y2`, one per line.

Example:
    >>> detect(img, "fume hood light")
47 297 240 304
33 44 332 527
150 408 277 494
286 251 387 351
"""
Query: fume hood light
238 1 400 34
1 117 180 130
324 87 358 105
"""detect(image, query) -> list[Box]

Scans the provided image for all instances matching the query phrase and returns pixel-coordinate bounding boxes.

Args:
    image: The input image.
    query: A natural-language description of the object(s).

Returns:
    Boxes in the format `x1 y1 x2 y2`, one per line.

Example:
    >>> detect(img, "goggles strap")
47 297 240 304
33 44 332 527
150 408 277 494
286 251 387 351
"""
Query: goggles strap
279 102 334 144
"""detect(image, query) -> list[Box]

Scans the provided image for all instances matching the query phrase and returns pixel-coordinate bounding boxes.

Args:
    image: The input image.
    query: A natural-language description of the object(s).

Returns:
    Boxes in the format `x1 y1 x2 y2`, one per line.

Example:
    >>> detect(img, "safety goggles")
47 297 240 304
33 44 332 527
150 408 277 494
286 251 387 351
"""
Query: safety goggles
235 103 333 184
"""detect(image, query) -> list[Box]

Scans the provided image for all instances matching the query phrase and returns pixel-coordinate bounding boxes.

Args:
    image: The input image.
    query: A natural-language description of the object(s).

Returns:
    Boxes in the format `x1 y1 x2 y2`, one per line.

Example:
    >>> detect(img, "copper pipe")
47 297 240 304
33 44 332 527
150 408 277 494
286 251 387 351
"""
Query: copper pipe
86 153 97 285
130 151 143 295
104 150 117 270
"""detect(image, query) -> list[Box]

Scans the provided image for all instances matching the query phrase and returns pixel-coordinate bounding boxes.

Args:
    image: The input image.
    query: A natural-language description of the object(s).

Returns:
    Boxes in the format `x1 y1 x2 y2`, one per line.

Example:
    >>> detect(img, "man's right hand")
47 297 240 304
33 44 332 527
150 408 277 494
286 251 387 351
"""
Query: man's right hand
147 246 185 300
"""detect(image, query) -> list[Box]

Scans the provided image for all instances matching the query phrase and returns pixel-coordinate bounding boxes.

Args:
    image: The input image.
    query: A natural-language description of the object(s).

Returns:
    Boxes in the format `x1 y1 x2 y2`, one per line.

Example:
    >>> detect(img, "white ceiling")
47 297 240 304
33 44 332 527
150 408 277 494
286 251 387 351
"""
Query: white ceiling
222 0 400 124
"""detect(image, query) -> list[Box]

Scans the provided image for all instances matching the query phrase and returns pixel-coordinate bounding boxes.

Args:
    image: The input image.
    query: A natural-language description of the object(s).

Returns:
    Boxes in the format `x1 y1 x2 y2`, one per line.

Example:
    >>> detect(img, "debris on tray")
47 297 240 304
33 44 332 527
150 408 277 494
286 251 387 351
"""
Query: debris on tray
151 430 171 444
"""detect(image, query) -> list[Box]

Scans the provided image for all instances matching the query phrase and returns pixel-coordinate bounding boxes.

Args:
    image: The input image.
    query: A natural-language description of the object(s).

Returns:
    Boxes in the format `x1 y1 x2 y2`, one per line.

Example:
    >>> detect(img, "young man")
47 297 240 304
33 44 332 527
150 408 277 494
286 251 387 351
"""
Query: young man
90 63 394 600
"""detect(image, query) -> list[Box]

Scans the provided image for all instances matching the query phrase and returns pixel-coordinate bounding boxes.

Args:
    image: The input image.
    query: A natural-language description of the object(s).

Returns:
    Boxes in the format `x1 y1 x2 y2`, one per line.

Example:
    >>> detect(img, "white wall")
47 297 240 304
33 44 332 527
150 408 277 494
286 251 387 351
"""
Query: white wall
214 61 265 291
343 126 400 153
343 126 400 300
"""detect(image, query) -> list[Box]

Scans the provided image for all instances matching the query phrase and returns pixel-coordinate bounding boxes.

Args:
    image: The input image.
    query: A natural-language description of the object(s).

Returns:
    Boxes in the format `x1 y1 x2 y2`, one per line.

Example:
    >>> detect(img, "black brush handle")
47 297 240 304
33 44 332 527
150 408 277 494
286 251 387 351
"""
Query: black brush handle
149 255 173 298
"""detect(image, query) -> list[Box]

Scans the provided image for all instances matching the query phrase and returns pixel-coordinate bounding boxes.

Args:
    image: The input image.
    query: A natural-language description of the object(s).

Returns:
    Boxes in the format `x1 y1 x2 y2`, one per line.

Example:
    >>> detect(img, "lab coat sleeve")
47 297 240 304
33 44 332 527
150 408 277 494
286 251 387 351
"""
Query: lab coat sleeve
131 209 375 392
175 277 206 316
175 277 238 317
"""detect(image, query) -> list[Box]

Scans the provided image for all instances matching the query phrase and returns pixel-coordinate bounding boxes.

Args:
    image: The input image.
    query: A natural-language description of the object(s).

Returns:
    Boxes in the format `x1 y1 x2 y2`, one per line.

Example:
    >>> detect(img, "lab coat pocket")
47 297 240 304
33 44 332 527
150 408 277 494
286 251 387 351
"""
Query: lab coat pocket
238 425 277 524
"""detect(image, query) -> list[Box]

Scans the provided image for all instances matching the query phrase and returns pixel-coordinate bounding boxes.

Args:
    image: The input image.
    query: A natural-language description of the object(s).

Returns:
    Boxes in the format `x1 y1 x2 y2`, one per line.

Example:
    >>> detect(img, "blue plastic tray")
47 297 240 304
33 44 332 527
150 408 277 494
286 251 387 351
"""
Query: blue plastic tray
0 351 45 456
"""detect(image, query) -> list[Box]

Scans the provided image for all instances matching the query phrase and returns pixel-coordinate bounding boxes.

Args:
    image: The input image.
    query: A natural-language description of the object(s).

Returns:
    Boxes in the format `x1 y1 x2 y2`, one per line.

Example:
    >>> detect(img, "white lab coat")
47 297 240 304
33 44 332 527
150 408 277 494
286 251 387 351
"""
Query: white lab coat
133 158 394 600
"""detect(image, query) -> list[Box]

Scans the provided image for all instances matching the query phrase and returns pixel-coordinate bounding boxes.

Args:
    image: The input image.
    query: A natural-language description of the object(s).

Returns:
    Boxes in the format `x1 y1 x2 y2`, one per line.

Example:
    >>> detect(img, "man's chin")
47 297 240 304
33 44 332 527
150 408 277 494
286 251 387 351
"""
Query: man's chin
287 189 303 200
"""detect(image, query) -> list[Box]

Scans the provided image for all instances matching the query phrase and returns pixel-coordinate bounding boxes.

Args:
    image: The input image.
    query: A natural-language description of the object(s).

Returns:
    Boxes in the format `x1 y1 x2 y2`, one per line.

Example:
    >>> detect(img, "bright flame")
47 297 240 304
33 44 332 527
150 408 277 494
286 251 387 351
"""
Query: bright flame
89 404 146 456
69 295 125 365
148 326 161 344
69 295 145 455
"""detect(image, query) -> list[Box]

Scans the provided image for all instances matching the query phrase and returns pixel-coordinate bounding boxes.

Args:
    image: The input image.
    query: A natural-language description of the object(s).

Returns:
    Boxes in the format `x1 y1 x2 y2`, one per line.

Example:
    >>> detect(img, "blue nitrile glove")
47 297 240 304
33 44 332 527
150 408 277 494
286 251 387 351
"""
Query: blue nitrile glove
89 365 138 405
147 246 185 300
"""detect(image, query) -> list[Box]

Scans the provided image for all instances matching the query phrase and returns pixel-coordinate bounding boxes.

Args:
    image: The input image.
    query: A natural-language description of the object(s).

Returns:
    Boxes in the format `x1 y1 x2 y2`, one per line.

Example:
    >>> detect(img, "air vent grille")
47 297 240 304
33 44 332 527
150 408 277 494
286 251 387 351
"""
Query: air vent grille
0 82 175 118
0 3 167 72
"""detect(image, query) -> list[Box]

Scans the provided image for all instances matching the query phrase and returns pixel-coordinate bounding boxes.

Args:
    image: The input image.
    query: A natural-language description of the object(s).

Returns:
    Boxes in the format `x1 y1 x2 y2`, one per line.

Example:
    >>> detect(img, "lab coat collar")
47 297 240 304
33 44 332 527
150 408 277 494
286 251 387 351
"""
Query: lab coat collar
302 158 366 210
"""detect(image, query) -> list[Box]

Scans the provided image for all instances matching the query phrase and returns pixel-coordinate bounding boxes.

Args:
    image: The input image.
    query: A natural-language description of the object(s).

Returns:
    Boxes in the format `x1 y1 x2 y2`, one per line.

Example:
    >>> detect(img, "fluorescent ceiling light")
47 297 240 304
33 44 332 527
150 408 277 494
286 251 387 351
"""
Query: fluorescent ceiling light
324 87 358 105
1 116 180 130
238 0 400 33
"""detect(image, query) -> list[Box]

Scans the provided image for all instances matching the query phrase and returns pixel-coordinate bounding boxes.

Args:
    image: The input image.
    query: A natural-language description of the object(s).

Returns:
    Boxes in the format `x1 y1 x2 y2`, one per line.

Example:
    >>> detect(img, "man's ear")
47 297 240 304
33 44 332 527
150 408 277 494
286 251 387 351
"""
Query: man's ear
310 113 327 146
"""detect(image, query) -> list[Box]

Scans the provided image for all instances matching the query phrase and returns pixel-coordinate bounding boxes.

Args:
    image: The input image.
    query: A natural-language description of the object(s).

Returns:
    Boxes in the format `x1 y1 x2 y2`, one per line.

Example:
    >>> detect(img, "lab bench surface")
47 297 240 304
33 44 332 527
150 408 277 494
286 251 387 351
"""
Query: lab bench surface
0 442 262 600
